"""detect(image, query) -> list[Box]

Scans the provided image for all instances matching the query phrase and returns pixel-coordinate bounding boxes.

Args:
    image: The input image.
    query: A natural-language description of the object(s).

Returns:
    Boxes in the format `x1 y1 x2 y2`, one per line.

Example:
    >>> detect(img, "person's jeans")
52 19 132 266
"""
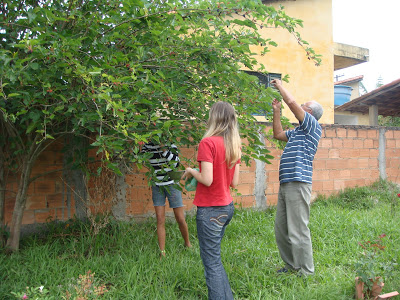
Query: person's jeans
196 202 234 300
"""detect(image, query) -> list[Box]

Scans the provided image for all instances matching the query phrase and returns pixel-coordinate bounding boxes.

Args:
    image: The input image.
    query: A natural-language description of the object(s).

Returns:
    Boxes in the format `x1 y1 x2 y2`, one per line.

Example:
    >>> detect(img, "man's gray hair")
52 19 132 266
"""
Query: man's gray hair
308 101 323 121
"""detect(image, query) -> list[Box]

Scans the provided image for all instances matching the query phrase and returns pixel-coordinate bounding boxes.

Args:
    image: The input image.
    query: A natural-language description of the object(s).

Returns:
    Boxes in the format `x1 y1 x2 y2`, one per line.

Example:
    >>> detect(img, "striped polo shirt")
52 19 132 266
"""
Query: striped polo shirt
142 143 180 186
279 112 322 184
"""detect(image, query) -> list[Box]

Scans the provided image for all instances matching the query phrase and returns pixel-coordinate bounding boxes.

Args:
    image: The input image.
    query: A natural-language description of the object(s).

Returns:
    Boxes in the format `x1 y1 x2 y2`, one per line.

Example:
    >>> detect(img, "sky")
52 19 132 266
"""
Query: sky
332 0 400 93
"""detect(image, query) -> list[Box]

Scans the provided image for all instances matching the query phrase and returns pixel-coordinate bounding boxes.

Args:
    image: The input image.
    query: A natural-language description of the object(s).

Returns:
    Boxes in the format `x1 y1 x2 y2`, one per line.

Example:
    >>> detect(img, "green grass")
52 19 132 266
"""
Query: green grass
1 180 400 299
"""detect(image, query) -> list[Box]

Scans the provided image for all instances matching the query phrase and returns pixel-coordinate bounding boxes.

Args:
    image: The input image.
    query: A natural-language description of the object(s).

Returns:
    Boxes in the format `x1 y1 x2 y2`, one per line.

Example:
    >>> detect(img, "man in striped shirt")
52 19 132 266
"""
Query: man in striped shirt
142 143 191 258
270 79 323 276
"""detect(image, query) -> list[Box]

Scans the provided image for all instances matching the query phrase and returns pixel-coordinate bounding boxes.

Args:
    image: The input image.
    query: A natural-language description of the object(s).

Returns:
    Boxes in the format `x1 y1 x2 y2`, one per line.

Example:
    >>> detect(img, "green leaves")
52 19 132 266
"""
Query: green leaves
0 0 320 179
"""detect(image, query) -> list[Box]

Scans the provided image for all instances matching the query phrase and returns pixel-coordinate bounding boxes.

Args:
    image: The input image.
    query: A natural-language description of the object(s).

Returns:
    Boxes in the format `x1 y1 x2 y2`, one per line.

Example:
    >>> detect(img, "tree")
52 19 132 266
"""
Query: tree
0 0 320 251
378 115 400 127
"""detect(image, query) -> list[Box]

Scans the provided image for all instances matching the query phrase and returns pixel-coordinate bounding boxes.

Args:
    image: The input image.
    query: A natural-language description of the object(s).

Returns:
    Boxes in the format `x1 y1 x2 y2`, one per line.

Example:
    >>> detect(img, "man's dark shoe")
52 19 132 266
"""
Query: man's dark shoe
277 267 289 274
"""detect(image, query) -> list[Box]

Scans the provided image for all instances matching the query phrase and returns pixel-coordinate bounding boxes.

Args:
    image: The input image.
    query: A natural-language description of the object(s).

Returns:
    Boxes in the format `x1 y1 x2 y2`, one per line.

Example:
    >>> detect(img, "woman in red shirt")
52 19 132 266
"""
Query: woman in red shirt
183 101 241 300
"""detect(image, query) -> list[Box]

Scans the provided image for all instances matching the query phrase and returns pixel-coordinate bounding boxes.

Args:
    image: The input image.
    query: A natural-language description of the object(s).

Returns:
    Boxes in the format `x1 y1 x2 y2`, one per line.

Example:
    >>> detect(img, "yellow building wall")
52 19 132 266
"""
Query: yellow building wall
251 0 334 124
348 82 361 99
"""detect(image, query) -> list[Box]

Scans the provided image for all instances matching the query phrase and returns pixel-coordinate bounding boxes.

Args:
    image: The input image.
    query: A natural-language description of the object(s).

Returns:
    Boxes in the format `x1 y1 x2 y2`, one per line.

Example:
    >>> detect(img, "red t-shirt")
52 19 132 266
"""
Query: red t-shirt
193 136 239 207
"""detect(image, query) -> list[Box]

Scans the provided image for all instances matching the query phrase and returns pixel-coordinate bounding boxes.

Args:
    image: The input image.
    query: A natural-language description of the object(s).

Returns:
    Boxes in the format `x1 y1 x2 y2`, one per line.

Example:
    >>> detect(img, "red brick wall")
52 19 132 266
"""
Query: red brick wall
386 129 400 183
4 125 400 225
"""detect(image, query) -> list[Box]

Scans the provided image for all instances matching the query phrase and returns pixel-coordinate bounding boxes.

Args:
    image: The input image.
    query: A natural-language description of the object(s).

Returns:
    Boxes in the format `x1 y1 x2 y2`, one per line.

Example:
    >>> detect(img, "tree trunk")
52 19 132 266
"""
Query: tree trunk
6 159 35 252
64 135 89 221
0 122 7 247
0 147 5 223
0 146 6 247
112 163 127 220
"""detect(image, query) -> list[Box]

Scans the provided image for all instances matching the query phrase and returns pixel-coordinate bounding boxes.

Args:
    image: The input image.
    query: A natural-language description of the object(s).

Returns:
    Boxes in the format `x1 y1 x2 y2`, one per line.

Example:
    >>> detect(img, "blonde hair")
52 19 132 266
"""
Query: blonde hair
203 101 241 168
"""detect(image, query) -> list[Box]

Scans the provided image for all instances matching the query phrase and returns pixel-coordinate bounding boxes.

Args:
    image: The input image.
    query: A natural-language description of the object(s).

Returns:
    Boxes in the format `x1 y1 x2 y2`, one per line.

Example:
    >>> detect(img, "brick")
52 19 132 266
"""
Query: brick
336 128 347 137
241 162 256 172
386 139 396 148
332 138 343 148
337 149 349 159
368 158 378 168
4 198 15 217
385 131 394 139
350 169 363 178
183 201 195 212
144 199 154 213
317 190 334 197
353 139 364 148
324 128 336 138
268 148 283 157
182 190 196 200
267 194 278 206
26 195 47 210
126 174 147 186
313 160 326 169
125 187 137 200
55 180 64 193
359 149 370 158
315 148 329 159
347 129 358 138
180 148 196 158
137 187 152 201
127 200 147 215
35 209 55 223
35 181 55 194
272 182 280 194
367 130 378 138
392 130 400 139
311 181 323 192
42 166 63 177
237 196 255 208
69 205 76 219
265 161 279 170
50 141 64 151
386 149 400 158
344 180 361 189
36 151 56 163
342 139 354 148
328 149 340 159
370 169 380 180
322 180 334 191
22 210 35 225
267 171 279 182
313 169 330 181
326 159 353 170
4 126 400 226
373 139 379 148
334 180 345 191
326 170 339 179
47 193 65 208
236 184 253 196
54 208 66 221
320 138 332 148
338 169 351 179
5 181 15 193
358 159 369 169
358 130 367 138
240 172 255 184
363 139 374 148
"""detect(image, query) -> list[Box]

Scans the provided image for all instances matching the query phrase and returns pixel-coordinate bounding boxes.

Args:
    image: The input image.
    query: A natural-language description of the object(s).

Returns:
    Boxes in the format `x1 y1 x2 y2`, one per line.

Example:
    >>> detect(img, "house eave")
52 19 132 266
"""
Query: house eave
334 42 369 71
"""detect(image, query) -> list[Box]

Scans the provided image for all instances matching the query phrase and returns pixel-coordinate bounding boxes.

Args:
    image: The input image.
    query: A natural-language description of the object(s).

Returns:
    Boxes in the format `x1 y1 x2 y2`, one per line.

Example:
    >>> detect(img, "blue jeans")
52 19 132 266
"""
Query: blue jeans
196 202 234 300
151 185 183 208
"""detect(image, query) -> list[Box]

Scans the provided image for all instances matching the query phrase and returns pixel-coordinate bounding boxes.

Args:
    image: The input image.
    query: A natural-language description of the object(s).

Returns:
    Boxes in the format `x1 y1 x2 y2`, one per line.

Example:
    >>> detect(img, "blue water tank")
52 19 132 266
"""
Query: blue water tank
334 85 353 106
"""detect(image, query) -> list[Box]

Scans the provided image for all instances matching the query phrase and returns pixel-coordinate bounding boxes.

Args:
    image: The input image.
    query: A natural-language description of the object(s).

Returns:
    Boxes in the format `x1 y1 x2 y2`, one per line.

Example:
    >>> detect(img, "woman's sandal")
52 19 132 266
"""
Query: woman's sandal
160 249 166 259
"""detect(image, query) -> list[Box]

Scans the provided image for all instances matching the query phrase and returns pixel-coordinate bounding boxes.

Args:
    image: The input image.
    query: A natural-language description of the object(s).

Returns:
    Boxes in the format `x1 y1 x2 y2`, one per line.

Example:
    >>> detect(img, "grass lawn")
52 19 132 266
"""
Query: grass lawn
1 180 399 299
